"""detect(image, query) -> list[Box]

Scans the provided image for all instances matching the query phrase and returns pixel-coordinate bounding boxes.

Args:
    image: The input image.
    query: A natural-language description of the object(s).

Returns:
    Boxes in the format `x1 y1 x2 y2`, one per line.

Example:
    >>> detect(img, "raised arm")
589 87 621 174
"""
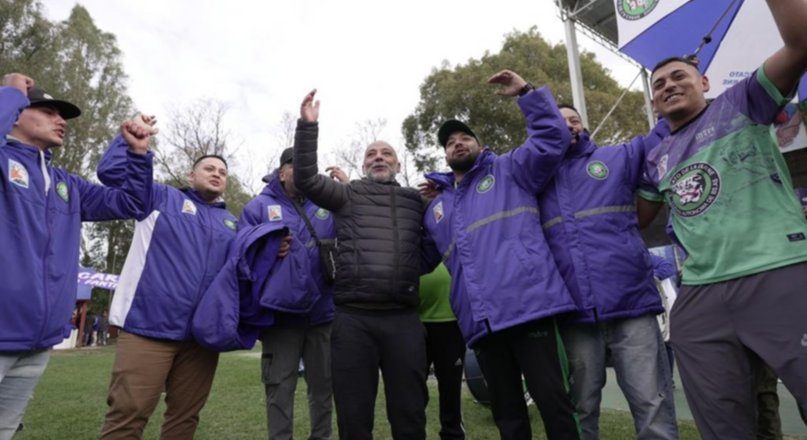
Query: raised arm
0 74 35 142
77 151 154 222
292 90 349 211
97 115 158 187
762 0 807 95
83 115 158 221
488 70 571 194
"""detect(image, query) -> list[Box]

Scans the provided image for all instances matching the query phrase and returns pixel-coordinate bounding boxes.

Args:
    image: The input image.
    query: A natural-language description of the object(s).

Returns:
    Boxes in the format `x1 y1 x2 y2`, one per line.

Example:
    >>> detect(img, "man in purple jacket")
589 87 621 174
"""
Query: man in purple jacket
97 127 238 438
240 148 336 440
0 73 154 438
540 104 677 439
422 69 580 440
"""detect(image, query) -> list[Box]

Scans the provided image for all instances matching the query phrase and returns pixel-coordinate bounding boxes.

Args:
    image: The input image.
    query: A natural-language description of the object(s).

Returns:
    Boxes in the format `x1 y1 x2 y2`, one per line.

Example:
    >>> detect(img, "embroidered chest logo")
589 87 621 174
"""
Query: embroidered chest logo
56 181 69 202
617 0 659 20
268 205 283 221
181 199 197 215
586 161 609 180
8 159 29 188
476 175 495 193
432 201 444 224
669 162 721 217
315 208 330 220
223 218 237 231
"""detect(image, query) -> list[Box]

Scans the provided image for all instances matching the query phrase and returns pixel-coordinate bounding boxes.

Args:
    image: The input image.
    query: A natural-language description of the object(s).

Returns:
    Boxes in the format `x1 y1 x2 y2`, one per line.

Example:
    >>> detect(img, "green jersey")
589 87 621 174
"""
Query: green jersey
639 68 807 285
418 263 456 322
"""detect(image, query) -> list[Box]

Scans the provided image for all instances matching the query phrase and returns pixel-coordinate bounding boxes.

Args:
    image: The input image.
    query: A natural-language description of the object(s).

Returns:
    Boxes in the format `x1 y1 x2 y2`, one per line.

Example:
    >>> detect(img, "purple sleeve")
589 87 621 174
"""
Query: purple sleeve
624 119 670 187
97 135 131 187
0 87 29 142
498 87 571 194
239 199 263 227
77 149 154 222
651 255 677 280
724 67 794 125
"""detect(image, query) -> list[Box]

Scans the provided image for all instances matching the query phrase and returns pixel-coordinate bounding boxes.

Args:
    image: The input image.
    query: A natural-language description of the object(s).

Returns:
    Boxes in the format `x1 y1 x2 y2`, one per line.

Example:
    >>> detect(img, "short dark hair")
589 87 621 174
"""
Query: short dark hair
557 103 579 115
192 154 228 169
651 56 699 76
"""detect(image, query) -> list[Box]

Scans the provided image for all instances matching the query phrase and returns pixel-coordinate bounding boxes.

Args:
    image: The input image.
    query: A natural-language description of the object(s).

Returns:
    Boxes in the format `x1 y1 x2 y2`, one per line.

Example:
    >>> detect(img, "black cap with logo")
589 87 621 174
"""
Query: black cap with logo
437 120 478 148
27 86 81 119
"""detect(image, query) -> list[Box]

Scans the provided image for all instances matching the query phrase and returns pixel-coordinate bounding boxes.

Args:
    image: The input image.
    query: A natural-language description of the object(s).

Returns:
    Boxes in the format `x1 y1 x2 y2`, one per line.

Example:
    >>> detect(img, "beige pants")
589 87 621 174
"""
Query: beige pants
100 331 219 440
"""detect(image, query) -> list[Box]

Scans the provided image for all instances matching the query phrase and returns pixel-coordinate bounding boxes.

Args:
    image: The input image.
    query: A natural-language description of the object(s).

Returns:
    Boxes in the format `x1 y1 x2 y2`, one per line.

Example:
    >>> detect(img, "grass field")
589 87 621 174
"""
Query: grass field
17 345 706 439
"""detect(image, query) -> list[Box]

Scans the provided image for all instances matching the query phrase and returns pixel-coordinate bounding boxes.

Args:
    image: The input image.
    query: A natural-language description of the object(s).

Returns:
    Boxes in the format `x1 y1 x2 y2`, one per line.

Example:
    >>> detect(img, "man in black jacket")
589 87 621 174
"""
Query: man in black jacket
293 89 427 439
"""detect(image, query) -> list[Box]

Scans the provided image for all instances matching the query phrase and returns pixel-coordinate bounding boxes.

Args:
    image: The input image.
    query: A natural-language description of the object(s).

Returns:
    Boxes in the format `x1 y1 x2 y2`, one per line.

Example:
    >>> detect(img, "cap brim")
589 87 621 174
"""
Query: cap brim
30 100 82 120
438 120 476 147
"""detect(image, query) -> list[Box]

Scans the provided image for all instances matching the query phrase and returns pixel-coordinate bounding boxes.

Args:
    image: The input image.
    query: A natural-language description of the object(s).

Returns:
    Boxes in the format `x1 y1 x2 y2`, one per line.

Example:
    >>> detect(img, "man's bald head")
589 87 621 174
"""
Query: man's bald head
362 141 401 183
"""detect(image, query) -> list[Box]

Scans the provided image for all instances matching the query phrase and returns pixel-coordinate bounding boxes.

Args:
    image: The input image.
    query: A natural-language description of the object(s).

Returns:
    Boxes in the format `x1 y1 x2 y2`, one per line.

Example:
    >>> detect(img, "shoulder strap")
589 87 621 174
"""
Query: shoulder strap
290 200 321 246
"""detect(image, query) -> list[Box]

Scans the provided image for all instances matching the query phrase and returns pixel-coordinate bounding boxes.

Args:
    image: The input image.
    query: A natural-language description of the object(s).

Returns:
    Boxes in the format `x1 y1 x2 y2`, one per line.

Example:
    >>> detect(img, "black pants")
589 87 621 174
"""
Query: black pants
474 318 581 440
331 307 427 440
425 321 466 440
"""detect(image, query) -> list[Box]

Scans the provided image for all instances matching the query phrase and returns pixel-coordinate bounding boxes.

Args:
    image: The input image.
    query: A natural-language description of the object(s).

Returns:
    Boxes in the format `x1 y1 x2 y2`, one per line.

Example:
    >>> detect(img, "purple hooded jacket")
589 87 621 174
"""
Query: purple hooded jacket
422 86 577 347
538 123 669 323
0 87 153 351
239 171 335 327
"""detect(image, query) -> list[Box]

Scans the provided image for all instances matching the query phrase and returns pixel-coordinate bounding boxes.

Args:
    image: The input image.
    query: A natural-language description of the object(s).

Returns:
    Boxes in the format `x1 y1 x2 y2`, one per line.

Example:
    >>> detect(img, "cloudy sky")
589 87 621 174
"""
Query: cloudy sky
42 0 639 187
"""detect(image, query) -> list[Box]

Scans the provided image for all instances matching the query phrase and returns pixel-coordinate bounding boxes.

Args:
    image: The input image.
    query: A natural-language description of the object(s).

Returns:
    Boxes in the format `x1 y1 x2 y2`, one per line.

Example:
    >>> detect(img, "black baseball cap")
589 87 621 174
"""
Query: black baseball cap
27 86 81 119
438 120 478 148
279 147 293 166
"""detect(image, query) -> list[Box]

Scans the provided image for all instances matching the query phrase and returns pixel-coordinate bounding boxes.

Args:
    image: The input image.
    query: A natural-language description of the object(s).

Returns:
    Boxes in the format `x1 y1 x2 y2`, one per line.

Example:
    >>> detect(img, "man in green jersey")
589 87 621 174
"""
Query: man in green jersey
419 264 465 439
637 1 807 438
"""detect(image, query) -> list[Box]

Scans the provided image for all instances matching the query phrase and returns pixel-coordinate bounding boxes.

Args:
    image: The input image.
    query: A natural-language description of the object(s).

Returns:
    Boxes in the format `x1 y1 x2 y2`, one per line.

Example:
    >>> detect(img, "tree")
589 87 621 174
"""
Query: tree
3 1 138 286
403 28 648 171
154 98 253 216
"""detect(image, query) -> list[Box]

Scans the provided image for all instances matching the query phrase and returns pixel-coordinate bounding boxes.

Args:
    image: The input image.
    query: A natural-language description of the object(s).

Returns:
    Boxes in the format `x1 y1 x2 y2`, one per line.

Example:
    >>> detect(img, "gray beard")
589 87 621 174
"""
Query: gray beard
365 170 397 183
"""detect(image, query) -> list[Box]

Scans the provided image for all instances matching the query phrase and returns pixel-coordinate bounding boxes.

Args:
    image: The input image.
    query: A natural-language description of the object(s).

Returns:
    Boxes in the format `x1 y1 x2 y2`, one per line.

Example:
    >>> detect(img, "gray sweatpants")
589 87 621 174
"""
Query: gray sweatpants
260 324 332 440
670 262 807 440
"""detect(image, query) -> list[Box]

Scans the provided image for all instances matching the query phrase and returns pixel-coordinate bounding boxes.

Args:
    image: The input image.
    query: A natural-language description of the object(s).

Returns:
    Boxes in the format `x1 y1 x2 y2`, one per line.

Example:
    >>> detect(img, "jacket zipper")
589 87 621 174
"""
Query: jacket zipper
36 161 51 347
390 188 399 296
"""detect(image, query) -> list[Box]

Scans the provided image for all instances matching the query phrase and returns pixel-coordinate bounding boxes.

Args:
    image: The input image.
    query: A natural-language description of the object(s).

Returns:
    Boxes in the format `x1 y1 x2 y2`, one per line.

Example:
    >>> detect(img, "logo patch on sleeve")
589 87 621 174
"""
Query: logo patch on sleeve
56 181 69 202
315 207 330 220
181 199 197 215
268 205 283 221
586 161 609 180
224 218 237 230
476 175 495 193
9 159 29 188
432 201 444 223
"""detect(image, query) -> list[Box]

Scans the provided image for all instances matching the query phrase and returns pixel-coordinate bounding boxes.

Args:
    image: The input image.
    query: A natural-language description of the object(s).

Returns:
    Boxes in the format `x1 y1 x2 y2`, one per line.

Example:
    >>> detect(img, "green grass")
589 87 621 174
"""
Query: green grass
18 345 703 439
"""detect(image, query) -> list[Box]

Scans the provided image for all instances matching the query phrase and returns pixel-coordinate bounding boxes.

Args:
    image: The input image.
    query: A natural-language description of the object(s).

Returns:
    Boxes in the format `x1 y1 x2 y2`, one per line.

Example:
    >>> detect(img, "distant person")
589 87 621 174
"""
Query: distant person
637 1 807 437
98 125 238 439
97 312 109 346
294 90 429 439
240 148 337 440
0 72 154 440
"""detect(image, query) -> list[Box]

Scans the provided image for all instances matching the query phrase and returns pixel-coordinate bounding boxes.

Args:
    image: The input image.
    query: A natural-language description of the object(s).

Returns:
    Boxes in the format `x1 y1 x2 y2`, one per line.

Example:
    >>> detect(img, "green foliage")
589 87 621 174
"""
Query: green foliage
403 28 648 171
2 1 137 300
1 0 134 177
